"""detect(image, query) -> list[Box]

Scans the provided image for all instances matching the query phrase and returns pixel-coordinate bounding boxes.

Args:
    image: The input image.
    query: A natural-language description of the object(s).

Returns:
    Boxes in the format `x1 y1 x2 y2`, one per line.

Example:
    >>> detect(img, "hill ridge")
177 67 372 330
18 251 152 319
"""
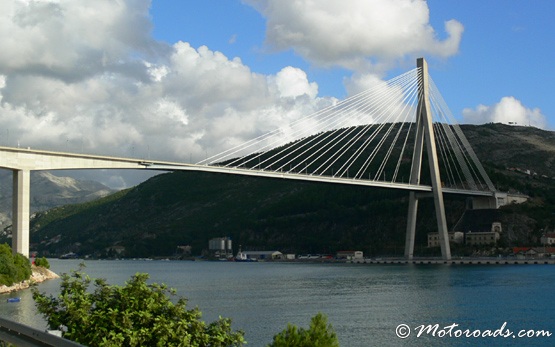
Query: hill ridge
24 123 555 258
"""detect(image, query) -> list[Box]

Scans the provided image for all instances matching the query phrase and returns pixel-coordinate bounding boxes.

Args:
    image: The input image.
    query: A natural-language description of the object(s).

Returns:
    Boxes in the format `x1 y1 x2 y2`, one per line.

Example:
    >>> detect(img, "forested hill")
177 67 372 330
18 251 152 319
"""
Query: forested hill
27 123 555 258
0 171 113 227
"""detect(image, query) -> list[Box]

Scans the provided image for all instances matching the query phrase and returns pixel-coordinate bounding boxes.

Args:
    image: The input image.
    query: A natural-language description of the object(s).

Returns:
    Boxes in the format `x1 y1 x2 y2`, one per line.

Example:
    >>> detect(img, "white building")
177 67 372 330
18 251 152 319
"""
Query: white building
541 233 555 246
464 221 502 246
427 232 464 248
465 231 500 246
242 251 283 260
336 251 363 260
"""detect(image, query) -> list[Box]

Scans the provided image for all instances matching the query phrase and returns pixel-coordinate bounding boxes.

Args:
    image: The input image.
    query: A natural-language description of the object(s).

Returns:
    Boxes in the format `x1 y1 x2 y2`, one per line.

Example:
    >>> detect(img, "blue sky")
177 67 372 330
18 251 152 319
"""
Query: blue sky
0 0 553 188
427 1 555 127
150 0 555 127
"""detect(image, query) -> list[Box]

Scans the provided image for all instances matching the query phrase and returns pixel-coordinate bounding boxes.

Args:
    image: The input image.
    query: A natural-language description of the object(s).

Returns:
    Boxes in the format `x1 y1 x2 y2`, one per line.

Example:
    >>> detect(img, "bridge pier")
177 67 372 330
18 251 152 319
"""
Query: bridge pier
404 192 418 259
12 169 30 257
0 146 153 258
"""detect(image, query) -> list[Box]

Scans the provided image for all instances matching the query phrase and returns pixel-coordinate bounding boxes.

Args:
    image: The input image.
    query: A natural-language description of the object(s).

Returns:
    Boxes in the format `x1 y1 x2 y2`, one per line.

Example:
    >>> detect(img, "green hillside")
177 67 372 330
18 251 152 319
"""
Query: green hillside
26 123 555 258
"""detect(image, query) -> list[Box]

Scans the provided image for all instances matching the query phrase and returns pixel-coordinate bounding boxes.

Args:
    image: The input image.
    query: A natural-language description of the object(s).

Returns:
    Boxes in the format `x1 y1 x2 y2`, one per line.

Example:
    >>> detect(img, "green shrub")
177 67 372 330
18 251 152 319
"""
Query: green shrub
34 257 50 269
268 313 339 347
0 243 31 286
32 266 245 347
13 253 32 282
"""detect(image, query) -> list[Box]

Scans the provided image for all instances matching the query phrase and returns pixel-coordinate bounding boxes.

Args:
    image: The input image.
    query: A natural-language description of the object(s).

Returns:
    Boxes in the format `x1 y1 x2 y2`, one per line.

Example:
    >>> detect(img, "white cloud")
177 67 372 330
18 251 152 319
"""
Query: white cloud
269 66 318 99
344 74 388 96
462 96 546 129
0 0 468 188
0 0 161 82
0 1 338 187
245 0 463 72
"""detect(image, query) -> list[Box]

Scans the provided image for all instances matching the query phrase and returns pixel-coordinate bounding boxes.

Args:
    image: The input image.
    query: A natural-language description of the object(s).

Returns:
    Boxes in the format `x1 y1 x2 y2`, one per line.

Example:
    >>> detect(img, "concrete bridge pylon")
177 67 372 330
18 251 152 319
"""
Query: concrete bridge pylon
404 58 451 261
12 170 30 257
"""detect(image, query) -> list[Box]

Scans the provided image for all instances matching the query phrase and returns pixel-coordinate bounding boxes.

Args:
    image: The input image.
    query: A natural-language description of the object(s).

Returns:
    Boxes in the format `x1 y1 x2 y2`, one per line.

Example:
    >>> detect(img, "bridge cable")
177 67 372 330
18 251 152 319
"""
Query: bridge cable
359 80 419 181
302 69 419 177
255 75 403 172
198 69 417 166
231 68 422 173
332 72 419 178
429 78 494 191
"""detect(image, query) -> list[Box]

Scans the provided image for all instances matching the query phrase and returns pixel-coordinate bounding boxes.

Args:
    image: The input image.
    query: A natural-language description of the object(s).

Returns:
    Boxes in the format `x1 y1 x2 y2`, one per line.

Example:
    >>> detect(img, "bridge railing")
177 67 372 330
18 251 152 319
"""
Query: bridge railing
0 317 84 347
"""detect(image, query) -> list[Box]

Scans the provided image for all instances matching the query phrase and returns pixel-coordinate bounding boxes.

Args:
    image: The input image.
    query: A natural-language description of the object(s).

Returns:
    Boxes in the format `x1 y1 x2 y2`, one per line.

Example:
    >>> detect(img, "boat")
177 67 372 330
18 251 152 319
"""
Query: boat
6 297 21 303
59 252 78 259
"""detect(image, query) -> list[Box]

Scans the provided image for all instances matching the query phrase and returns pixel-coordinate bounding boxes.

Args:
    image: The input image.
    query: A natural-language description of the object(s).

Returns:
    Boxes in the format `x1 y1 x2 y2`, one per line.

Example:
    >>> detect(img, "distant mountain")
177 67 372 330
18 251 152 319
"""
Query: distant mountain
27 124 555 258
0 170 114 227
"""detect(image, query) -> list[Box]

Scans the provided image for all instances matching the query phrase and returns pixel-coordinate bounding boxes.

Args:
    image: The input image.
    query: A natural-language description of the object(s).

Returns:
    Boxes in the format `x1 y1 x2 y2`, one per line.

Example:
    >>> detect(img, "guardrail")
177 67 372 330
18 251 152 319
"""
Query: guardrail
0 317 85 347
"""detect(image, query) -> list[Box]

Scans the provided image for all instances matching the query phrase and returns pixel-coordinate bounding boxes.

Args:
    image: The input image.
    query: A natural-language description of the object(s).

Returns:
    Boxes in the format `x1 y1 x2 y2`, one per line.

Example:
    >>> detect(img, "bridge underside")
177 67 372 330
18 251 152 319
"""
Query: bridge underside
0 147 154 257
148 163 495 196
0 145 495 258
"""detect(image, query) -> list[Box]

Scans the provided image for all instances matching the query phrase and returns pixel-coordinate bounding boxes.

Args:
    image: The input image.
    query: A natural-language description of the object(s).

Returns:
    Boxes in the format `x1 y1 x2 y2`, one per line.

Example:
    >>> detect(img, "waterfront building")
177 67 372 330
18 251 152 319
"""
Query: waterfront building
208 237 233 258
465 231 500 246
241 250 283 260
336 251 363 260
427 231 464 247
540 233 555 246
513 247 555 259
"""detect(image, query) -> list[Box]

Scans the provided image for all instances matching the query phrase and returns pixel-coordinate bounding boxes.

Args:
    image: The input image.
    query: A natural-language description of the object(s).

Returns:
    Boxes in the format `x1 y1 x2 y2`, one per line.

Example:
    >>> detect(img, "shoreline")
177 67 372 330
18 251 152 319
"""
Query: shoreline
348 257 555 265
0 266 59 294
58 257 555 265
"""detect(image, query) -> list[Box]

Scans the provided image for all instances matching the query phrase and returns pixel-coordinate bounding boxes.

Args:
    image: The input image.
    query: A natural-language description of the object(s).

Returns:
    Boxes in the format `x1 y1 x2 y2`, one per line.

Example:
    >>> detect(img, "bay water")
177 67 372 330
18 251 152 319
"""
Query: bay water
1 259 554 346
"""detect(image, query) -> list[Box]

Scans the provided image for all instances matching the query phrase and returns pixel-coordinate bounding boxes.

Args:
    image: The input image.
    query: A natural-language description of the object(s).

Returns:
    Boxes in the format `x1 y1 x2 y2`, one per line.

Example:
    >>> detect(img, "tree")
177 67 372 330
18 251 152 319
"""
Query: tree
0 243 31 286
32 266 245 347
34 257 50 269
268 313 339 347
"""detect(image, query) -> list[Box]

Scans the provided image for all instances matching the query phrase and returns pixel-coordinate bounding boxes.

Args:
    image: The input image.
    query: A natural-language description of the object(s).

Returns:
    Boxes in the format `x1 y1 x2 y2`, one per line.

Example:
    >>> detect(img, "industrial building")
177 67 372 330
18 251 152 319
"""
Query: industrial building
208 237 233 259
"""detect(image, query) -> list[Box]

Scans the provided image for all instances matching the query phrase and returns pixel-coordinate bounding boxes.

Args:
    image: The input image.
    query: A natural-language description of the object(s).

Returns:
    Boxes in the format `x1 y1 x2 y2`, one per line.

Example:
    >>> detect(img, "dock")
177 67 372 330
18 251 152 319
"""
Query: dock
349 258 555 265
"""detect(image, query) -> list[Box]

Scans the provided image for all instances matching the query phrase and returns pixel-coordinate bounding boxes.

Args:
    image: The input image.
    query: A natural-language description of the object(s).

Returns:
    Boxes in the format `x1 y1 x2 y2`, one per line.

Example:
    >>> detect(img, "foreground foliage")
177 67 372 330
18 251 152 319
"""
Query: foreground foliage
0 243 31 286
268 313 339 347
32 266 245 347
34 256 50 269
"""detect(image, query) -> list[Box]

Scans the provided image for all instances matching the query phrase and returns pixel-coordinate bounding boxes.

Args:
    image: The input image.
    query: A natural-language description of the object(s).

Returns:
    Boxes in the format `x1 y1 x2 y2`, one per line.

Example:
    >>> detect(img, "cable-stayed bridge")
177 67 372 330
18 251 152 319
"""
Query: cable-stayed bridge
1 58 498 261
196 61 495 196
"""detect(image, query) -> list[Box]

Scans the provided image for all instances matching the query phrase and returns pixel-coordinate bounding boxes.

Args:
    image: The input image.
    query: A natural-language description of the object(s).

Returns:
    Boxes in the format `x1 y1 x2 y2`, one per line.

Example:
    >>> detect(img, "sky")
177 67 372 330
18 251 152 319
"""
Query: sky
0 0 554 188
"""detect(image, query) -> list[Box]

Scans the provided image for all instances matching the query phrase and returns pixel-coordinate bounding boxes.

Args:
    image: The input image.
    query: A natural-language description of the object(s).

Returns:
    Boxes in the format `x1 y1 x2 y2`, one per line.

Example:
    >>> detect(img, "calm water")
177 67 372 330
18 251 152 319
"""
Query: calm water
1 259 554 346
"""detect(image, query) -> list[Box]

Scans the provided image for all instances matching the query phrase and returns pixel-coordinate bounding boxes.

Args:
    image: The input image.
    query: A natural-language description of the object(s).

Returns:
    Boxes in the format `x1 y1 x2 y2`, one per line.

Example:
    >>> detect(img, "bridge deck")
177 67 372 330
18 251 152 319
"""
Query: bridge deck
148 163 496 197
0 145 495 197
0 145 495 258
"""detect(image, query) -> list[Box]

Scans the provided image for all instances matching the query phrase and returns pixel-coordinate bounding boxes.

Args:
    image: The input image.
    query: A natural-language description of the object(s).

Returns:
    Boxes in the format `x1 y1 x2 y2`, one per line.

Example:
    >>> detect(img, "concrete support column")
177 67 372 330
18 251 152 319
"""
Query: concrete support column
404 72 425 260
12 169 30 257
418 58 451 261
404 58 451 261
404 192 418 259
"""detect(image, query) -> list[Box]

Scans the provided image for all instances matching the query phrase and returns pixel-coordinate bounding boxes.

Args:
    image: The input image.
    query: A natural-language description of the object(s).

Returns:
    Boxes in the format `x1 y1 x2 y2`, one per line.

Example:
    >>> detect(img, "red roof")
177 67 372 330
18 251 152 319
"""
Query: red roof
512 247 555 254
512 247 531 254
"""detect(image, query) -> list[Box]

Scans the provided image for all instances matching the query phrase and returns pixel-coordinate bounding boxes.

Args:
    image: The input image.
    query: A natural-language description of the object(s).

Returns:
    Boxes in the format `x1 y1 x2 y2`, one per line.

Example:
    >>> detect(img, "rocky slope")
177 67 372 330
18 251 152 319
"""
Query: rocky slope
0 266 59 294
0 170 114 228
